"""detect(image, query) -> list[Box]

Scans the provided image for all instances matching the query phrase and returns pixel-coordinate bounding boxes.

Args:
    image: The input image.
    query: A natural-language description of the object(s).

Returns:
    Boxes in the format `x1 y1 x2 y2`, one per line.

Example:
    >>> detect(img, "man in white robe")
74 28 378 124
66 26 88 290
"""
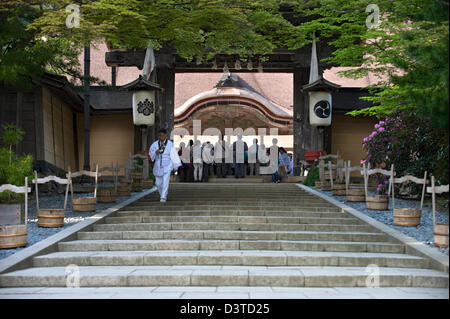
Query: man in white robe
149 129 181 202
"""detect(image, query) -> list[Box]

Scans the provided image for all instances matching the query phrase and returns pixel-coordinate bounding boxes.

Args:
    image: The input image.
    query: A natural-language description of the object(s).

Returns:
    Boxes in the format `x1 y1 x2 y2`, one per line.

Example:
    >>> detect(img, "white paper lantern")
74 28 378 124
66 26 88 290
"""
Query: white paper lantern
309 91 332 126
132 90 156 126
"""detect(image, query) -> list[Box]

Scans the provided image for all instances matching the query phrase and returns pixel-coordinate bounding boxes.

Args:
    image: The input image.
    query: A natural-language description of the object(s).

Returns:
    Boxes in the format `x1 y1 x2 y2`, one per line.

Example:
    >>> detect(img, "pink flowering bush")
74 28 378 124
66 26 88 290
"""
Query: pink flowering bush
362 109 449 195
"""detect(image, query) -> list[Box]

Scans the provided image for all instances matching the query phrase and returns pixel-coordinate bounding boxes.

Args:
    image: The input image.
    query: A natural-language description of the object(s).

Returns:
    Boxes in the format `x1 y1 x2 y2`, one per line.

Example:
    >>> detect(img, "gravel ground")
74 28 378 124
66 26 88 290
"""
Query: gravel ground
314 188 449 256
0 190 143 261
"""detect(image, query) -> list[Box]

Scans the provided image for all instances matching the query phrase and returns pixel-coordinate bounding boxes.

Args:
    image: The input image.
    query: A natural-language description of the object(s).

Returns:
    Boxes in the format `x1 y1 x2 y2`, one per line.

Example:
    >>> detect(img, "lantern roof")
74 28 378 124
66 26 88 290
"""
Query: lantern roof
122 75 162 91
302 32 340 92
301 76 341 92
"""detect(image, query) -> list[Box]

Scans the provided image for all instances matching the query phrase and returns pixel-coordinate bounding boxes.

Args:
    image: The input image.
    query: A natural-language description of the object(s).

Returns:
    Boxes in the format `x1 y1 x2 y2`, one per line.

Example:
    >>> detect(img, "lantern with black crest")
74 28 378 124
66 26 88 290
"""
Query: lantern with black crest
302 33 340 127
122 75 162 126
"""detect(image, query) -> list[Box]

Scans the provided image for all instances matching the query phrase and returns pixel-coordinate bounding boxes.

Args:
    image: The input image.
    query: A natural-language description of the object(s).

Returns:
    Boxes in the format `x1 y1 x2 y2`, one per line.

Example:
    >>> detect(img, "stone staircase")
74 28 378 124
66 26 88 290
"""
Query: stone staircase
0 184 448 297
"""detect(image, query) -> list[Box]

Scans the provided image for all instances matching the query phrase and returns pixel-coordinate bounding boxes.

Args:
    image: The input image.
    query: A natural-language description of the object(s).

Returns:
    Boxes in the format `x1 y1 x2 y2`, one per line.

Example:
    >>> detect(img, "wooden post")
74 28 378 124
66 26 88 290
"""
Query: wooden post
64 172 70 210
328 161 333 189
363 163 368 198
345 160 350 193
388 164 394 197
34 171 39 212
431 176 436 227
68 166 74 200
24 177 28 226
391 166 396 210
420 171 427 210
94 164 98 198
319 159 325 183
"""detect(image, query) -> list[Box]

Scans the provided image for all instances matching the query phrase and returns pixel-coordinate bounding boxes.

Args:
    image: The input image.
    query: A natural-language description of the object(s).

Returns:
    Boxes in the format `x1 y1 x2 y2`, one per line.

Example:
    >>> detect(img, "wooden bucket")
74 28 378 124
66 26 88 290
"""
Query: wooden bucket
72 197 96 212
117 180 132 196
393 208 421 226
332 183 346 196
37 209 65 228
434 224 449 248
321 181 332 191
97 187 116 203
121 179 133 185
131 173 143 180
366 195 389 210
142 179 154 189
0 225 27 249
314 181 321 189
347 188 365 202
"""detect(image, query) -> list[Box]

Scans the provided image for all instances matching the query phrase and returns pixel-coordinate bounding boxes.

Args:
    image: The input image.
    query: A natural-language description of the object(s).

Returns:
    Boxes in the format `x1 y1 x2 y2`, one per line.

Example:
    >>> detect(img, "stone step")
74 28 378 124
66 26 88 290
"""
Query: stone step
58 239 404 253
115 211 348 218
129 202 335 209
33 250 429 268
78 230 387 242
1 266 447 288
104 216 364 225
94 222 375 233
122 206 342 212
0 286 447 299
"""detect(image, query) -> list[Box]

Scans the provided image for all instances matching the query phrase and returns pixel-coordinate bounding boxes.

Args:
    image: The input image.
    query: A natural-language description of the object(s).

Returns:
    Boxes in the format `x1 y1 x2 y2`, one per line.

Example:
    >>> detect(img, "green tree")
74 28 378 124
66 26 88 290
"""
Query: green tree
0 1 83 86
292 0 449 129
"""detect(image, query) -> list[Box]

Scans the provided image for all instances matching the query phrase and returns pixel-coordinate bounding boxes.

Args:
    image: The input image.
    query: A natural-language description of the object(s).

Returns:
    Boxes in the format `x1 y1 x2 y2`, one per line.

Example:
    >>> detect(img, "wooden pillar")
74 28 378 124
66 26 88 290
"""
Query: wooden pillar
155 65 175 139
134 125 141 154
111 66 117 87
83 45 91 171
293 67 310 167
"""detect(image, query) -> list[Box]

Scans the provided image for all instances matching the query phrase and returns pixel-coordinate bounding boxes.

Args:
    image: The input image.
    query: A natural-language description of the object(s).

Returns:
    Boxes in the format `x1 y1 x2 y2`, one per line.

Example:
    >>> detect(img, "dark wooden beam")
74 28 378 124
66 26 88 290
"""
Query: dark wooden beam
83 45 91 171
156 64 175 138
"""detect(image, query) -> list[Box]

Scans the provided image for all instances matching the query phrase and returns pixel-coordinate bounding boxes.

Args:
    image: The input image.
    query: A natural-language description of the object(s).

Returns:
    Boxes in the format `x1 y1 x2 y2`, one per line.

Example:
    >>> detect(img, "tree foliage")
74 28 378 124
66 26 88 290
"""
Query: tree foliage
2 0 448 130
0 1 82 86
292 0 449 129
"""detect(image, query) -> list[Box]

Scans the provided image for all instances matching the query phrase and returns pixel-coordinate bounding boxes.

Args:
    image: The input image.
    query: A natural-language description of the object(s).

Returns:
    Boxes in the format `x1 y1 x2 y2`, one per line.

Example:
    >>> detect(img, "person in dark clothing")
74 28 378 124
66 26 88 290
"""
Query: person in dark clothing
177 142 189 182
214 136 227 178
233 133 248 178
202 141 214 182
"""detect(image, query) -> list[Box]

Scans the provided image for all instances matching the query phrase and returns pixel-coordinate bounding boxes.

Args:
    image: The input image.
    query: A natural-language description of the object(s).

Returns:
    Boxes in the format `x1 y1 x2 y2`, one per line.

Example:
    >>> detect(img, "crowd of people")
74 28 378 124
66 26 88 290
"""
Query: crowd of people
176 134 294 183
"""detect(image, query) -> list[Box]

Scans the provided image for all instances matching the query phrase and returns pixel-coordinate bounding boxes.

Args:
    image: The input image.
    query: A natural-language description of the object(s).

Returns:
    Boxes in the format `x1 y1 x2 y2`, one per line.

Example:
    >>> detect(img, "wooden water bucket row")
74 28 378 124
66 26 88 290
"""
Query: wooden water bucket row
97 187 116 203
72 197 96 212
393 208 421 226
366 195 389 210
346 188 365 202
0 224 27 249
332 183 346 196
37 209 65 228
